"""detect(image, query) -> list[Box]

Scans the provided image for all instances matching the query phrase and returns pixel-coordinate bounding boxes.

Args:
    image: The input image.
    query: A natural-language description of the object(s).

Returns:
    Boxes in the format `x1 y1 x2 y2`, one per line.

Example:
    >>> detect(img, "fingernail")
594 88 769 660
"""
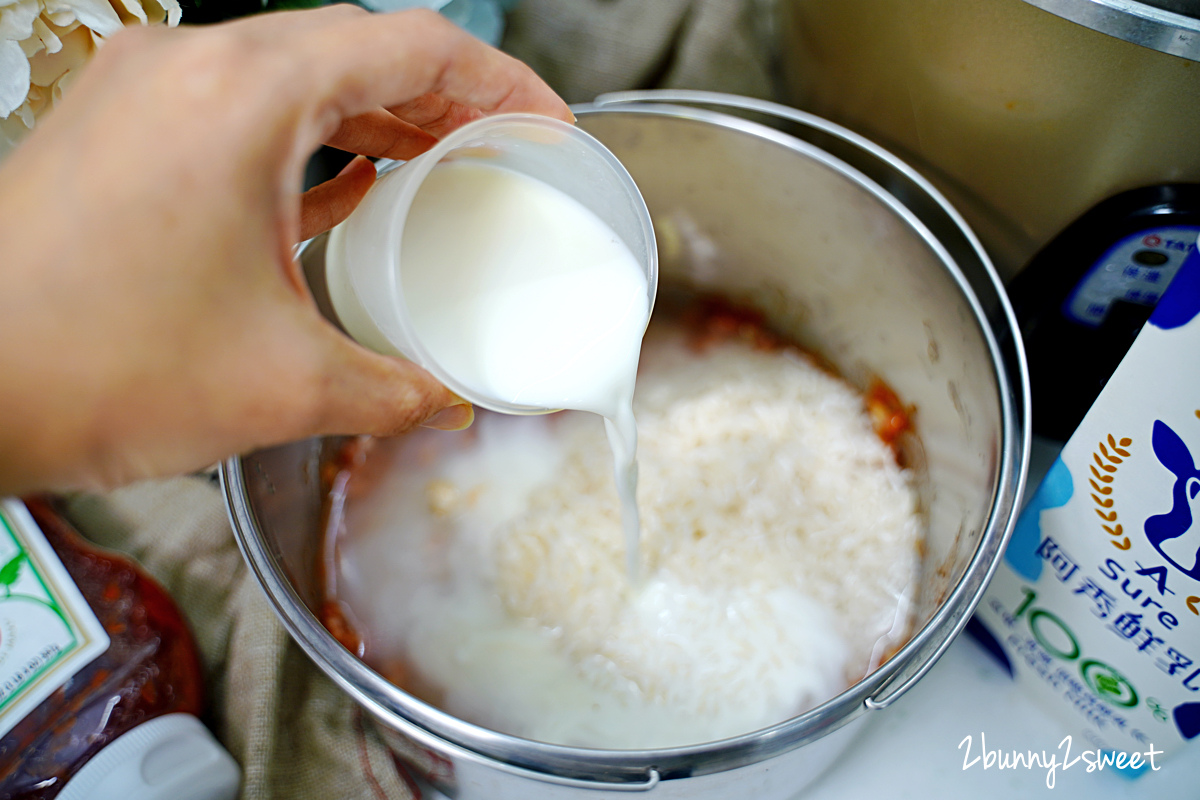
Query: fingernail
421 402 474 431
336 155 370 177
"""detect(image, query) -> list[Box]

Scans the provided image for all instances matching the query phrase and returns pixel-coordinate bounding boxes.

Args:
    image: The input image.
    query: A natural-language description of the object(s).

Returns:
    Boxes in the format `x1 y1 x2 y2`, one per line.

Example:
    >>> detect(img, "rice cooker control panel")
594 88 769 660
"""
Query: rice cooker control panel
1064 226 1199 327
1008 184 1200 441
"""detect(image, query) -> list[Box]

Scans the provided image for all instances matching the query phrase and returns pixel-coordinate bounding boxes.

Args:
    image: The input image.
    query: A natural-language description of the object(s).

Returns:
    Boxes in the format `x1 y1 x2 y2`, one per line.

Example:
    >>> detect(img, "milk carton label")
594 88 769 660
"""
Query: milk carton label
0 499 109 738
976 248 1200 762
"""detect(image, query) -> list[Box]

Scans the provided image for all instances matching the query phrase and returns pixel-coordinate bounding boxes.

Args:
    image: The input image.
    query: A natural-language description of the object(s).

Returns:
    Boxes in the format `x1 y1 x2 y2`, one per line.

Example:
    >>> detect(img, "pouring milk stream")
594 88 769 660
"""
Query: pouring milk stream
322 114 657 579
400 161 649 579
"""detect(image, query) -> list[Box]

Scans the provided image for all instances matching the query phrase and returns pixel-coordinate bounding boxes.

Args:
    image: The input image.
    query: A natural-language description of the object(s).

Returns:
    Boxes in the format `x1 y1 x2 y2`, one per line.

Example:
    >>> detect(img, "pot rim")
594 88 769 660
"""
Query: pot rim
1023 0 1200 62
221 91 1031 786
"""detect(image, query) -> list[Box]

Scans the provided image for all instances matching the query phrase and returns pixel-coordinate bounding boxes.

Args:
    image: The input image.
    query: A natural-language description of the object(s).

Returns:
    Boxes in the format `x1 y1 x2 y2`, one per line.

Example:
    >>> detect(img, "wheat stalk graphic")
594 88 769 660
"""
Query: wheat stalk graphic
1092 434 1131 550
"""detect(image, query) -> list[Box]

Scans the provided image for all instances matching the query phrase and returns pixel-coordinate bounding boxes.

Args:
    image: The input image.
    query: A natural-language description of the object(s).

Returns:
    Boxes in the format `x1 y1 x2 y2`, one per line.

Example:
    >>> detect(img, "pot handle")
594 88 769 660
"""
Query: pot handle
486 762 662 793
863 626 961 711
368 699 664 793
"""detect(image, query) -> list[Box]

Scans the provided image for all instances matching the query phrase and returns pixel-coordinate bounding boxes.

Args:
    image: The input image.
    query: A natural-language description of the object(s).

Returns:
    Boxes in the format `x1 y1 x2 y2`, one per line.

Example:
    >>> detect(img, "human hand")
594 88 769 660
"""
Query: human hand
0 6 572 493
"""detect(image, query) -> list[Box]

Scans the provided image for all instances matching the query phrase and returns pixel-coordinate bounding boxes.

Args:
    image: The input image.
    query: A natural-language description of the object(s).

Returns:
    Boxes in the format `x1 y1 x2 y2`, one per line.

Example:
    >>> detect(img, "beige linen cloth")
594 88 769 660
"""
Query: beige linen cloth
62 3 774 797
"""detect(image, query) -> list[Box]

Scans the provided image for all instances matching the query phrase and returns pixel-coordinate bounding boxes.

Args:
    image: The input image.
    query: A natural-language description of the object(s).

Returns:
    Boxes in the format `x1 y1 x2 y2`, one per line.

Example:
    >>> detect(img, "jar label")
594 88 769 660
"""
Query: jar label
0 499 109 738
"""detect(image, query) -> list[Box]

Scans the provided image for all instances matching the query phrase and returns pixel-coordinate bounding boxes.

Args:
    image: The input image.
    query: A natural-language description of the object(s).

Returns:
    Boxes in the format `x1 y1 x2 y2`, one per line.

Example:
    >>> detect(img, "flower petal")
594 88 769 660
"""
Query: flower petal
42 0 123 37
136 0 164 25
15 93 36 125
43 6 82 28
139 0 183 27
49 61 79 104
117 0 181 30
28 22 92 85
110 0 146 25
0 37 30 117
31 15 63 55
0 0 40 42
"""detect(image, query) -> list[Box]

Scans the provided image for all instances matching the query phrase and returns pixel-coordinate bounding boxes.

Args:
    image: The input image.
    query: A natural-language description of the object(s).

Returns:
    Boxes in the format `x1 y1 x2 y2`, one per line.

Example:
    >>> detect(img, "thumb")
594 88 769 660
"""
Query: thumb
310 333 474 438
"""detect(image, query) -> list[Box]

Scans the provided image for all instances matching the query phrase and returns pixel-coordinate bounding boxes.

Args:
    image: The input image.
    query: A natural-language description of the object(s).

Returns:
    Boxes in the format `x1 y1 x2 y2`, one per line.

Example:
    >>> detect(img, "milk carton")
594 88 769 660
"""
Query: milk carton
974 246 1200 766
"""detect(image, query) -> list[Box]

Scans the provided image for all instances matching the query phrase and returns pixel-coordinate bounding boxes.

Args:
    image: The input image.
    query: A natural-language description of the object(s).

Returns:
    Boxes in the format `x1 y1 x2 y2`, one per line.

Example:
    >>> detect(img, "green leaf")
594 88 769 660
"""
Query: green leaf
0 552 24 588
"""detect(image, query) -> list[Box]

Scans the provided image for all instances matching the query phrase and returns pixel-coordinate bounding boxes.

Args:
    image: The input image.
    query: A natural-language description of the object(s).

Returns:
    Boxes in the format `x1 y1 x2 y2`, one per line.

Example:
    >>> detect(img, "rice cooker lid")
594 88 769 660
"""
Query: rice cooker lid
1024 0 1200 60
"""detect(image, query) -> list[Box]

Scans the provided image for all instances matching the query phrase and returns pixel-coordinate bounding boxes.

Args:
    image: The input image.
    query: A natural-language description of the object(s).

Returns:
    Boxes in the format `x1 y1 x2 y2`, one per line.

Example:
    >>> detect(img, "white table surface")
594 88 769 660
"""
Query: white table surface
417 438 1200 798
798 632 1199 799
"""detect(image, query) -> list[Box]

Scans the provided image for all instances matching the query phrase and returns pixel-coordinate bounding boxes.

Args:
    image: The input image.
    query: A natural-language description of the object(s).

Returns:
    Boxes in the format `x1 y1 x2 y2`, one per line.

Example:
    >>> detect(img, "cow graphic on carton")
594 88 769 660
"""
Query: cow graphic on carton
1147 420 1200 581
1146 419 1200 741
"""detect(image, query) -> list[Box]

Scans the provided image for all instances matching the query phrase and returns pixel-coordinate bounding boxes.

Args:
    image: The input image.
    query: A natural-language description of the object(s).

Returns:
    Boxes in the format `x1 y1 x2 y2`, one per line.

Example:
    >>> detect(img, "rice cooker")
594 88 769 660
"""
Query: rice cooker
776 0 1200 281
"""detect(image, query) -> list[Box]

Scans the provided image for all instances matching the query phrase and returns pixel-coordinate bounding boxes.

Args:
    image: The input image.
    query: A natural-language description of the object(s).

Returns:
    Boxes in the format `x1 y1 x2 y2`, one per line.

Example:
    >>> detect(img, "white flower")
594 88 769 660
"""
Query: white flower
0 0 180 155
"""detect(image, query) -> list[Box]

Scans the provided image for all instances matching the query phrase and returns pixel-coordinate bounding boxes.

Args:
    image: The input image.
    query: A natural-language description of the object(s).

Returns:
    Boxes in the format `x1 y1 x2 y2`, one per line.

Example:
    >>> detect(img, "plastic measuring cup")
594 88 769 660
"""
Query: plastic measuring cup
324 113 658 415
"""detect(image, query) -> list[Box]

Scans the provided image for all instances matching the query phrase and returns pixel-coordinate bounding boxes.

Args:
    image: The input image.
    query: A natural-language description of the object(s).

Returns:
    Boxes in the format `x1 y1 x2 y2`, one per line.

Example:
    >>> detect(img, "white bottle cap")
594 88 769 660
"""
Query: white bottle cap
56 713 241 800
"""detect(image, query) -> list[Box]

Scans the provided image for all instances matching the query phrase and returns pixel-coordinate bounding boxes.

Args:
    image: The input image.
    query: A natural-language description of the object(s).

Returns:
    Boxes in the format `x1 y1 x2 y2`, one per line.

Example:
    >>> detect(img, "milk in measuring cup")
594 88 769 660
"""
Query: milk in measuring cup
400 161 648 420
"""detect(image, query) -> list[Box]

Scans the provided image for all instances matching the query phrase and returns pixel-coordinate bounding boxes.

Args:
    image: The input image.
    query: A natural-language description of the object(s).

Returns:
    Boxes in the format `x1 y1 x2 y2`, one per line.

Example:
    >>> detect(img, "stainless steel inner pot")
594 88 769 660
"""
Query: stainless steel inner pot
222 92 1031 800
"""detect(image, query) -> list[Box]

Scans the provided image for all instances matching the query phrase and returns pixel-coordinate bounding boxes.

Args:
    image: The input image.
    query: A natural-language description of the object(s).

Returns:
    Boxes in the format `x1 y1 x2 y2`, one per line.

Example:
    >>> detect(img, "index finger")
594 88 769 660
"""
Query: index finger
279 7 572 132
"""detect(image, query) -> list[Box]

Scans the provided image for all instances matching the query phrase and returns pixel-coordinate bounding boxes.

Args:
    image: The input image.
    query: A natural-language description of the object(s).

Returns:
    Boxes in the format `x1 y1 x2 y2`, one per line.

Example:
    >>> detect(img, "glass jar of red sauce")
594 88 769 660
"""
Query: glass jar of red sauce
0 496 239 800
